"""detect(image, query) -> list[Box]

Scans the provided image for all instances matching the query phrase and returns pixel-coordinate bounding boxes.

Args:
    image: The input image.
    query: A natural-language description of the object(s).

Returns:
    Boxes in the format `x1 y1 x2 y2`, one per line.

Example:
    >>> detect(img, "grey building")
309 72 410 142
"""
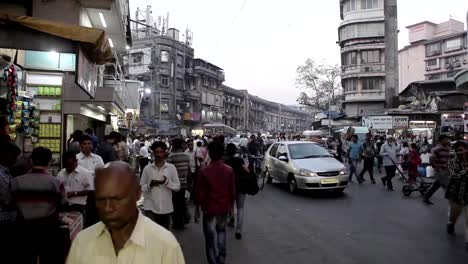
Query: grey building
338 0 386 117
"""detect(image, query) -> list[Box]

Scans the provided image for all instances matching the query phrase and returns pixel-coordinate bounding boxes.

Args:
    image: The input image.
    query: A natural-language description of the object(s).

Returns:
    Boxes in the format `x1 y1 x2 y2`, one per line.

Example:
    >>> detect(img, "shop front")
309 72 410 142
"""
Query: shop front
0 14 112 175
440 113 464 140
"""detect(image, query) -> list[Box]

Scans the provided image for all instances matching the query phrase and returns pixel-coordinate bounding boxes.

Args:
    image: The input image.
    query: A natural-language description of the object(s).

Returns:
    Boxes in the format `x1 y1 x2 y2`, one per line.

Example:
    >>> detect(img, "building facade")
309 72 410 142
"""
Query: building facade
338 0 386 117
399 19 468 92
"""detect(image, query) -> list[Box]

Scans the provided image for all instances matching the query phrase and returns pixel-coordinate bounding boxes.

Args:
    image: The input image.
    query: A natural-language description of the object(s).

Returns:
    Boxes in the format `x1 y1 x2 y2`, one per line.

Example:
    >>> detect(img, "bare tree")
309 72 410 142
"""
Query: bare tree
296 59 342 110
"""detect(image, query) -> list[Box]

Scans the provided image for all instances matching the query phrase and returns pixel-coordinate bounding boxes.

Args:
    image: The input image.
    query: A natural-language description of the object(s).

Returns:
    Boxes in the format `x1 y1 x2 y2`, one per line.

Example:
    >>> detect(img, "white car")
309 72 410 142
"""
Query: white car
264 141 348 193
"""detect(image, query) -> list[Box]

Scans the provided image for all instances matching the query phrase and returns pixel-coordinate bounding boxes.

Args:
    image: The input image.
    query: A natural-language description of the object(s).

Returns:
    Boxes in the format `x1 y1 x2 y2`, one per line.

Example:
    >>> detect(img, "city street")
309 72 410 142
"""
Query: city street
175 172 467 264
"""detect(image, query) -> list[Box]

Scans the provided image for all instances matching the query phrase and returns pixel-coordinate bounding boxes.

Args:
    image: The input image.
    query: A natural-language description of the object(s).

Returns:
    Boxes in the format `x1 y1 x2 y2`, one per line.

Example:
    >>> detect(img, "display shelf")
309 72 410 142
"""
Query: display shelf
39 122 62 125
26 83 62 87
34 95 61 99
38 136 61 139
39 109 62 113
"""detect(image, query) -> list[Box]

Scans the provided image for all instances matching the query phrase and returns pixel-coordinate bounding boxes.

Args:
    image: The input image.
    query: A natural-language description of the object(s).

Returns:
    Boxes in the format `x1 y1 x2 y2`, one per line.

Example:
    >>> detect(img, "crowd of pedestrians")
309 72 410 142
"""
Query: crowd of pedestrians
326 132 468 251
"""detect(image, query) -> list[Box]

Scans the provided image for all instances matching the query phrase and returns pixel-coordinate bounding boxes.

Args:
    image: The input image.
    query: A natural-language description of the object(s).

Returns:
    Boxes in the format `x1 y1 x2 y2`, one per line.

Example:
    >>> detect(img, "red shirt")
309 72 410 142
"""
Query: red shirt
196 160 236 215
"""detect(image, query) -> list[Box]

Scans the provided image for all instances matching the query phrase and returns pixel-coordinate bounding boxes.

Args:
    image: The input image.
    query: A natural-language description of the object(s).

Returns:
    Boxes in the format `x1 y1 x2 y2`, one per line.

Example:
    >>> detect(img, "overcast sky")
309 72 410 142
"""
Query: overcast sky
129 0 467 105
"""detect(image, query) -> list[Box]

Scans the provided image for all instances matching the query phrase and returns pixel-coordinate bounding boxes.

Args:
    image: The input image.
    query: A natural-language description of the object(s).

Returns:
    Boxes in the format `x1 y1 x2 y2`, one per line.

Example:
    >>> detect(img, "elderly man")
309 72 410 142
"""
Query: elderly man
66 162 185 263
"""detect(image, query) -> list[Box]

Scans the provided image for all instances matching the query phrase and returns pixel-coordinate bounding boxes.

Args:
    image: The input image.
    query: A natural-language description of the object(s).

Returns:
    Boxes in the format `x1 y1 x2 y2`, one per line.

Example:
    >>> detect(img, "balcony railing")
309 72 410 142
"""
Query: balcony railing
98 51 128 108
342 63 385 75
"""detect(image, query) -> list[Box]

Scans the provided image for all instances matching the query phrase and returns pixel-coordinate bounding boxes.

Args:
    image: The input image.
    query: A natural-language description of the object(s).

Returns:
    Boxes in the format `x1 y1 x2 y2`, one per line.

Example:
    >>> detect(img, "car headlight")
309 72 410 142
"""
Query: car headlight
299 169 317 177
340 169 347 175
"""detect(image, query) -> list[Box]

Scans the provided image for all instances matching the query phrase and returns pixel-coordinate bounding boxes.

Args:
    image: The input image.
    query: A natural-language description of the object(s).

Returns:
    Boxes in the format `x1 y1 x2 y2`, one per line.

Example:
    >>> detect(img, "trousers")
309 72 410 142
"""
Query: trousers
448 201 468 242
203 213 228 264
359 157 375 182
144 210 171 230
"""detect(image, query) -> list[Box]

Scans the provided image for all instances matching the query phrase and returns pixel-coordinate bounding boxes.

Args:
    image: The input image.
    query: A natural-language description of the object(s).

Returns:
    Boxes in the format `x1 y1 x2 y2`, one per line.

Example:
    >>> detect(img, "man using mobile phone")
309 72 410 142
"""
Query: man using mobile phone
140 141 180 229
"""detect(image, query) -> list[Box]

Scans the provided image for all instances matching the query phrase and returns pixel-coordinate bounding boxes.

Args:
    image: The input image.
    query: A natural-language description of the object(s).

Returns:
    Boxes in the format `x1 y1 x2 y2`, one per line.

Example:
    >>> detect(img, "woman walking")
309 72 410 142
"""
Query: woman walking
446 141 468 251
225 143 251 240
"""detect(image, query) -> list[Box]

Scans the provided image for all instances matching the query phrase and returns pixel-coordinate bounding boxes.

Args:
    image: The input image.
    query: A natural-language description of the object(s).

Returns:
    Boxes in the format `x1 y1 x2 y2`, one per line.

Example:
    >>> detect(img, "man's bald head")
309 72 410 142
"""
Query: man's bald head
95 161 141 230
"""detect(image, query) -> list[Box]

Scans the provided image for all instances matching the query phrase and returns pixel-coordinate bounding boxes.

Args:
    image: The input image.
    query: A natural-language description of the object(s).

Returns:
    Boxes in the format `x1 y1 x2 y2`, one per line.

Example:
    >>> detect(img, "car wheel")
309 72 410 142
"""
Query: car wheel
288 176 298 194
265 168 273 184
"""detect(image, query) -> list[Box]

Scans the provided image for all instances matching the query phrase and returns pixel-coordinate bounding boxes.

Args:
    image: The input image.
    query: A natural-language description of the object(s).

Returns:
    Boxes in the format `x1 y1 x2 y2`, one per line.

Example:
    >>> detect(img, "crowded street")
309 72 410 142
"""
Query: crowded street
177 174 468 264
2 0 468 263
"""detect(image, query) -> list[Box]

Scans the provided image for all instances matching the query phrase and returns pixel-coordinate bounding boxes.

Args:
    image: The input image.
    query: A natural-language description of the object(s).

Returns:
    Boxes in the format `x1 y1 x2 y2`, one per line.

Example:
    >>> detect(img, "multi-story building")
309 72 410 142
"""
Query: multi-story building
399 19 468 91
338 0 386 117
194 59 225 124
126 20 197 134
223 85 247 131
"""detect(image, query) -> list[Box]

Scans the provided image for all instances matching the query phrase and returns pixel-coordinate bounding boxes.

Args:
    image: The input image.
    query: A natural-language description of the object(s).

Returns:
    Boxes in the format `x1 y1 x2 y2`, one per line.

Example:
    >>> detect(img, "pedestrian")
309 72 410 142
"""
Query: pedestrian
167 138 192 230
375 136 385 173
96 131 120 164
0 141 21 263
336 139 343 162
380 136 398 191
445 141 468 251
408 143 422 183
186 139 196 199
359 135 376 184
118 135 130 162
140 141 180 229
347 135 363 183
239 135 249 157
139 142 151 176
66 162 185 263
399 142 410 175
225 143 251 240
196 141 236 264
424 135 451 205
11 147 67 264
84 128 99 152
57 151 94 203
76 135 105 175
68 130 83 155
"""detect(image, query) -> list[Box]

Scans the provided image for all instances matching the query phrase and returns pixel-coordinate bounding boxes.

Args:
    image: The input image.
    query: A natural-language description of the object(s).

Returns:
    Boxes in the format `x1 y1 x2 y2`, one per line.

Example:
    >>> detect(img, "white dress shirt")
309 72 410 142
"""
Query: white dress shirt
66 212 185 264
140 146 150 158
57 165 94 192
140 162 180 214
76 152 104 175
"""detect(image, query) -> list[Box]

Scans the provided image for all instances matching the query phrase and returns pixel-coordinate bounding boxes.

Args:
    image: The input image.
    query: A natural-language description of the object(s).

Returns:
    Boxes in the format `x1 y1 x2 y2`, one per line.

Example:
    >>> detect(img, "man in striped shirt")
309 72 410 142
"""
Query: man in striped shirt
424 135 452 205
168 138 192 229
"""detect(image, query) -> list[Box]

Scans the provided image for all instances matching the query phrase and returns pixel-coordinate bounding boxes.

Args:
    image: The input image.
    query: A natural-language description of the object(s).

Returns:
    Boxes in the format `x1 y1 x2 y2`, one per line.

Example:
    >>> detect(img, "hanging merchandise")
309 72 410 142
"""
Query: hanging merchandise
6 64 17 122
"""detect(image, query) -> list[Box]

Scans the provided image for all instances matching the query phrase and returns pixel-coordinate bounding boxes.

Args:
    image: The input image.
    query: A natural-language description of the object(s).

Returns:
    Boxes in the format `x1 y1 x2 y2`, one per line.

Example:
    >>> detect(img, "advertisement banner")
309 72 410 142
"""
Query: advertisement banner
392 116 409 129
441 113 463 127
409 121 436 129
362 116 393 129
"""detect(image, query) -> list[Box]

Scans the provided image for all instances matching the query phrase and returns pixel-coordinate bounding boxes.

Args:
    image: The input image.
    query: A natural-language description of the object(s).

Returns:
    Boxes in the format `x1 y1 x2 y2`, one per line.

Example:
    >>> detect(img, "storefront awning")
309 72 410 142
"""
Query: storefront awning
0 14 112 64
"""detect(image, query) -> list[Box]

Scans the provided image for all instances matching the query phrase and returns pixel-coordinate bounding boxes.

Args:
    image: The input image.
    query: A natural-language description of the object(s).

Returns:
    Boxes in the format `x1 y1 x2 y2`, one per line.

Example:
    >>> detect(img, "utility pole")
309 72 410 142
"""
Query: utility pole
384 0 399 109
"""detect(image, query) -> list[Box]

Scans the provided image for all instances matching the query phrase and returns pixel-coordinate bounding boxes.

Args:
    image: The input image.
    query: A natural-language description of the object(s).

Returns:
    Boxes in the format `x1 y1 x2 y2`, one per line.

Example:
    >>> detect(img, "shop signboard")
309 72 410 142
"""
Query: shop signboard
362 116 393 129
392 116 409 129
409 121 436 129
76 47 97 98
441 113 463 127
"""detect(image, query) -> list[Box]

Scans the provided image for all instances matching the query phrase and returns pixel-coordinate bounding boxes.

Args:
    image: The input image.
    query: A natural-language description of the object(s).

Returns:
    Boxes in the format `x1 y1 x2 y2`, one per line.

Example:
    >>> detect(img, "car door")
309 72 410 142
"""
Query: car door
275 144 289 183
267 143 280 179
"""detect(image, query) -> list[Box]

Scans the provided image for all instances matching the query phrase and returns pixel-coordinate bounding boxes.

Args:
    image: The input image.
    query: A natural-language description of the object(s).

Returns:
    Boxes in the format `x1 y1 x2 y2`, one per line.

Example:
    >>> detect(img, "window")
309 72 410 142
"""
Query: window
445 55 462 66
344 0 357 12
361 50 380 64
160 75 169 87
447 70 460 78
344 79 358 92
131 52 143 64
445 38 462 52
426 42 441 57
276 144 288 159
342 51 357 65
427 73 442 80
360 0 379 9
339 22 384 41
160 50 169 63
176 55 183 67
362 78 382 91
202 78 208 87
177 78 184 90
160 100 169 113
427 59 438 67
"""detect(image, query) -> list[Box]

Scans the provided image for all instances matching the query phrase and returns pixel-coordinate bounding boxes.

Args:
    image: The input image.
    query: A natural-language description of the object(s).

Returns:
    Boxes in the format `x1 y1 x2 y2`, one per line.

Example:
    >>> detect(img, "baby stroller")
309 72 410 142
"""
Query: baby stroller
392 159 432 197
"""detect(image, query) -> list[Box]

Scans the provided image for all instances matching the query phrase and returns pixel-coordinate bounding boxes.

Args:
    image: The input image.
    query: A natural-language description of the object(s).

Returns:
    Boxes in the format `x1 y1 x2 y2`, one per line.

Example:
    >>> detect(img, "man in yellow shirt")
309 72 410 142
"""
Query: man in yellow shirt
66 162 185 264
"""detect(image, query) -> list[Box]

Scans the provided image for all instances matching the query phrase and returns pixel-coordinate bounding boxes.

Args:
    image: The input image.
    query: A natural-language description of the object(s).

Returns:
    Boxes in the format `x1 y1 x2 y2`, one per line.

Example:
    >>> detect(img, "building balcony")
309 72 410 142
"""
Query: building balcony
194 65 225 82
343 90 385 103
182 89 201 100
341 63 385 78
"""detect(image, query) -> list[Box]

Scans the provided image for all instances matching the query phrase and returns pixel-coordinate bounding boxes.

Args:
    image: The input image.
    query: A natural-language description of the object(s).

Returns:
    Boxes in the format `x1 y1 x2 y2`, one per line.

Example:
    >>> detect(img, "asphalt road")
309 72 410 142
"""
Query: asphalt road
174 171 467 264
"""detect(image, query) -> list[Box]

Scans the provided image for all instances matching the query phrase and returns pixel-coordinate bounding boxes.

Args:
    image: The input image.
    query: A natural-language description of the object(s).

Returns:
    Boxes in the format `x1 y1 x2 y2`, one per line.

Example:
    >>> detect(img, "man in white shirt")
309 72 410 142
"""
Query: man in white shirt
57 151 94 204
76 135 104 175
140 142 180 229
139 143 151 176
66 161 185 264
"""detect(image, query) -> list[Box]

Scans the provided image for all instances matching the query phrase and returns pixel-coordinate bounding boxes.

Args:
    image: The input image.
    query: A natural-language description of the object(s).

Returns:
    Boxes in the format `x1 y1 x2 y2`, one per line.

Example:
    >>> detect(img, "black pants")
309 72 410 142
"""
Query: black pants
383 165 397 190
139 157 149 176
359 157 375 182
144 210 171 230
424 180 441 200
172 188 188 229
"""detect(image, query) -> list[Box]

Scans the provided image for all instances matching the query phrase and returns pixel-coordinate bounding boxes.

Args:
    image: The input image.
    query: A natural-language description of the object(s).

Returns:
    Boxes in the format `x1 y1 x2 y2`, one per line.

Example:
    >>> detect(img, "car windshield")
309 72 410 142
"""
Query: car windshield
288 143 332 159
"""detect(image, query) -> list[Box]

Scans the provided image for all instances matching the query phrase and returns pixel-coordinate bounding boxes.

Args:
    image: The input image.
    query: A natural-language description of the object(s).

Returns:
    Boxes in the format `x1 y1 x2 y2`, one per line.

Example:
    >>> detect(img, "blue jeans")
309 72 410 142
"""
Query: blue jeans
203 213 228 264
